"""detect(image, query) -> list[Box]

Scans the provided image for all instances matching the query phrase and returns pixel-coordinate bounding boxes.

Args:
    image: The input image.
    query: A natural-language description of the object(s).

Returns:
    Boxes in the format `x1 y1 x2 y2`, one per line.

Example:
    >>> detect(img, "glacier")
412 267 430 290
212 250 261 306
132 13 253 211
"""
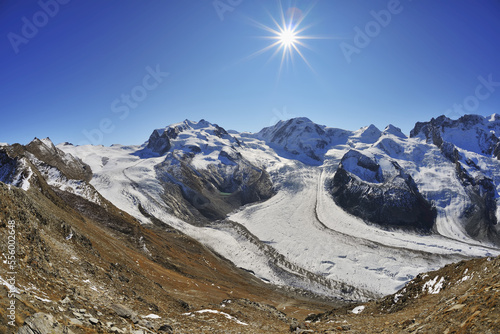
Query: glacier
54 115 500 300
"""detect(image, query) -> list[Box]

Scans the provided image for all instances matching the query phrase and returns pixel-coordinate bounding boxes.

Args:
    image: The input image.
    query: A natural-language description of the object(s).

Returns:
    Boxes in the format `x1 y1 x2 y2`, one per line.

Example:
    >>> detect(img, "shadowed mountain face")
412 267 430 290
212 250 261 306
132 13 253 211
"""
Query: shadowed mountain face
143 120 275 222
328 150 436 232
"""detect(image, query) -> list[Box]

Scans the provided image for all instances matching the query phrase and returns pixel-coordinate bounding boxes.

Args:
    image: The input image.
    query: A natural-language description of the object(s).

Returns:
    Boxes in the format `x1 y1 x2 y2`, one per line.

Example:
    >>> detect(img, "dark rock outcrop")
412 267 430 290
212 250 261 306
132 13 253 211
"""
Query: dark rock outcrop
146 129 172 155
17 313 71 334
329 150 436 231
0 150 20 184
26 138 92 182
411 116 499 244
410 114 500 156
155 153 275 222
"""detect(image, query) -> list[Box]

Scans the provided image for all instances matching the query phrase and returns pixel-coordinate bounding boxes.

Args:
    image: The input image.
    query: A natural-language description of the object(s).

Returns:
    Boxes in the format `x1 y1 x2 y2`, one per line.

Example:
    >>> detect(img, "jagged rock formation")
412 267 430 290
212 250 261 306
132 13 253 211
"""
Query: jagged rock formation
25 137 92 182
411 114 500 156
411 115 500 244
144 120 274 222
329 150 436 231
17 313 71 334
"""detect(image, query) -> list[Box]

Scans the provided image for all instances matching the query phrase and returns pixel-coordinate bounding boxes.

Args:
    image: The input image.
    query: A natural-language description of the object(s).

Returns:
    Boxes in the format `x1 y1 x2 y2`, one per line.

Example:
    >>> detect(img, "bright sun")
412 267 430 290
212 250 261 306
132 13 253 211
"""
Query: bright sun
279 27 298 48
247 3 318 75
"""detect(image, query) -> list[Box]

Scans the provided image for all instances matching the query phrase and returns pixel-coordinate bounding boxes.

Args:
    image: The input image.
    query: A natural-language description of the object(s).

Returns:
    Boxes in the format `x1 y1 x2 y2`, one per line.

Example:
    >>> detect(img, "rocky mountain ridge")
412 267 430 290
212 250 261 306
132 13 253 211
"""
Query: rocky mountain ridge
19 116 500 297
2 113 500 332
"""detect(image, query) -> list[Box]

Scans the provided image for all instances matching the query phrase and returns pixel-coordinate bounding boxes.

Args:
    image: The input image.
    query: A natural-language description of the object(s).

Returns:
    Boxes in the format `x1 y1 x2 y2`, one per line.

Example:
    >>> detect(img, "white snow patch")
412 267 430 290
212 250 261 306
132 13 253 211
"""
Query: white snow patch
34 295 52 303
422 276 445 294
183 309 248 326
142 314 161 319
393 288 406 303
459 275 471 283
352 305 365 314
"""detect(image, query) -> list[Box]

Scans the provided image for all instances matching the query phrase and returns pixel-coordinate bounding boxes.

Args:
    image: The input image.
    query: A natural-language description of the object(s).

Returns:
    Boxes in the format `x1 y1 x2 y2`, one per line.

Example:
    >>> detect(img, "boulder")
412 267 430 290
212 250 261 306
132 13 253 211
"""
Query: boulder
17 313 71 334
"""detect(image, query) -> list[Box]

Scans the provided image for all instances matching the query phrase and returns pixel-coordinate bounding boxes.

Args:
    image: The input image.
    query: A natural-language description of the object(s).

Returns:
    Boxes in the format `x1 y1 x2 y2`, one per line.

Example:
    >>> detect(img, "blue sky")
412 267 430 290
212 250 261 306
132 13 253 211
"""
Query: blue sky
1 0 500 146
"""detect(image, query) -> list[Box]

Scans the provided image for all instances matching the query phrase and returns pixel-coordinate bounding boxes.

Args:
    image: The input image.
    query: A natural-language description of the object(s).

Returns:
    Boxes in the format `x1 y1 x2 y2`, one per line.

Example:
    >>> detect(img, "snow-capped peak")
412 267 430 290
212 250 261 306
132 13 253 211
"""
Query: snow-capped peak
410 113 500 155
382 124 406 138
258 117 323 142
354 124 381 137
145 119 239 157
154 119 232 140
348 124 382 146
489 113 500 122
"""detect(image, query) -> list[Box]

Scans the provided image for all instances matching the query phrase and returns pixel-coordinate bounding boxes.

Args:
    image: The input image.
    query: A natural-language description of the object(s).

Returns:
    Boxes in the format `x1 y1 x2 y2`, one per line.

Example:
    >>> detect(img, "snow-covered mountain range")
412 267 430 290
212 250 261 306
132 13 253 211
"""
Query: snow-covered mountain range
3 114 500 302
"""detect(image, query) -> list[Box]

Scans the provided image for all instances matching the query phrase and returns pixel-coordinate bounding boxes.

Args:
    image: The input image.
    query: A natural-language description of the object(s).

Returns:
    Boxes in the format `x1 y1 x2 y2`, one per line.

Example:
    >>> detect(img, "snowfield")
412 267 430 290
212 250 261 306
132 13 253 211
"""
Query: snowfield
57 117 500 300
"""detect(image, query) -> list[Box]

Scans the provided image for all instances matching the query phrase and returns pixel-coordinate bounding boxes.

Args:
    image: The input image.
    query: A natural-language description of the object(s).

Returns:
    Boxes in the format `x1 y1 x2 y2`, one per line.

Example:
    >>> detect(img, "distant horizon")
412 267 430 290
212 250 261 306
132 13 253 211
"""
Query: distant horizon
2 1 499 146
3 111 499 148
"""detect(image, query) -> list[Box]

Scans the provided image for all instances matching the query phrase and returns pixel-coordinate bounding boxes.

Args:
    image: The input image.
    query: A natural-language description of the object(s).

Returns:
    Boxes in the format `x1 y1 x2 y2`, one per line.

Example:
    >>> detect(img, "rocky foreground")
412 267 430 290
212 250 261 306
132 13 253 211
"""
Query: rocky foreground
3 253 499 333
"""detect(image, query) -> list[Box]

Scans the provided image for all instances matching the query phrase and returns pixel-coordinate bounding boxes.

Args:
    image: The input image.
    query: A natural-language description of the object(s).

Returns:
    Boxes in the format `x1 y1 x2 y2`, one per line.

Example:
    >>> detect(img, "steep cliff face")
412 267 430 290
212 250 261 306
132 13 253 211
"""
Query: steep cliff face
155 148 275 222
0 150 26 188
410 114 500 156
142 120 275 222
328 150 436 232
410 115 500 245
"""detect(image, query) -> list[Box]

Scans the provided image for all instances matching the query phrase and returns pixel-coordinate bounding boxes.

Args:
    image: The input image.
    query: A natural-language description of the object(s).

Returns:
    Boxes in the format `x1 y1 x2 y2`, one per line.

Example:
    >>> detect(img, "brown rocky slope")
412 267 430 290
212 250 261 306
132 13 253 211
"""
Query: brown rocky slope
305 255 500 333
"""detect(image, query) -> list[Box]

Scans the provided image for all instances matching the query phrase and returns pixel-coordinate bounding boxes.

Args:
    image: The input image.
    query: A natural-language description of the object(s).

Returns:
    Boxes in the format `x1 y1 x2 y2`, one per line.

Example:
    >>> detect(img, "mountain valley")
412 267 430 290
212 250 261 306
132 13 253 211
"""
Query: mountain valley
1 114 500 333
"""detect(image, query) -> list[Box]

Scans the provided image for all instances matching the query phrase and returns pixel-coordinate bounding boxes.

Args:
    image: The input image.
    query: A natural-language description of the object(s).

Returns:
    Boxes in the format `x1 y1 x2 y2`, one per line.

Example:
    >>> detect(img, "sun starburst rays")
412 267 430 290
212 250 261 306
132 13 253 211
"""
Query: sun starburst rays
247 3 318 77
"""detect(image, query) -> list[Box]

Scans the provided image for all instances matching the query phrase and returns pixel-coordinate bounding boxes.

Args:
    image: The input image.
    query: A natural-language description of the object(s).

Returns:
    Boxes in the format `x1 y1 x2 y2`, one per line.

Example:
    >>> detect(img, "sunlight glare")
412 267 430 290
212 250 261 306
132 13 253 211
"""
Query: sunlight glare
279 27 297 48
247 2 320 76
